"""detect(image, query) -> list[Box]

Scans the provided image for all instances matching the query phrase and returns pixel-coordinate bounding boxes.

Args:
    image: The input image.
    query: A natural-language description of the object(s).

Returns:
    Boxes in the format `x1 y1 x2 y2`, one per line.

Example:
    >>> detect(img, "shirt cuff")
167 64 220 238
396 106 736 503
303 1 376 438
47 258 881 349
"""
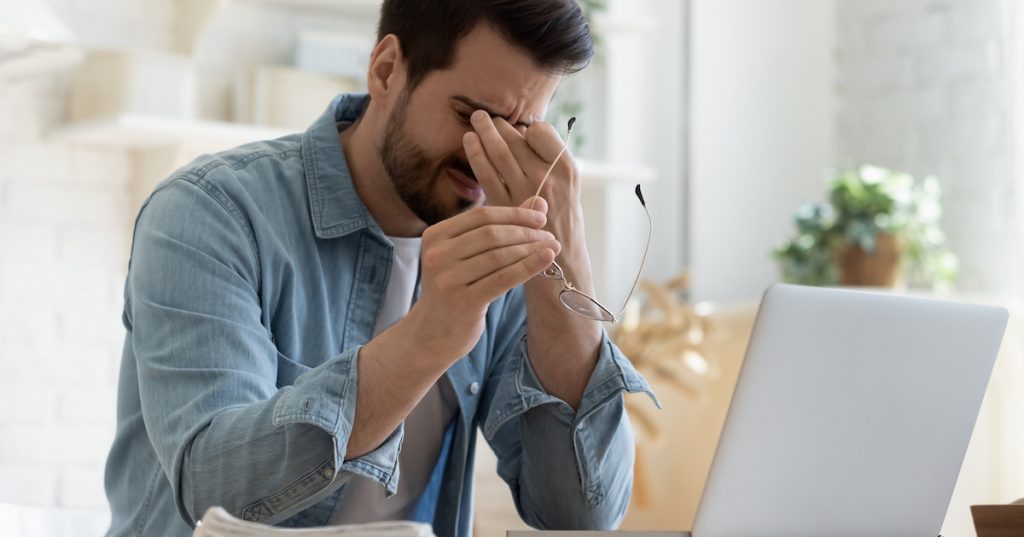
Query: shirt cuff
483 327 659 441
271 345 402 495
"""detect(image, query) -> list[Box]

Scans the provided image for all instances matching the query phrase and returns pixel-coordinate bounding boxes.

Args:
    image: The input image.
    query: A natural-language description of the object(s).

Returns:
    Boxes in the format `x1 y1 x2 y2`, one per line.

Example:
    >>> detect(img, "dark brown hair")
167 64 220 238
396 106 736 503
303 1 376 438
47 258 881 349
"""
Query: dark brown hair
377 0 594 89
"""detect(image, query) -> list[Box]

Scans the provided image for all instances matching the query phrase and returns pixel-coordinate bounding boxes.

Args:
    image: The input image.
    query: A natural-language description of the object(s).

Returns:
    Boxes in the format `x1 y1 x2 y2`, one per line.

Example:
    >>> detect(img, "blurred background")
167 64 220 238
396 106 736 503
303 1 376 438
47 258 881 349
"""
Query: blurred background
1 0 1023 536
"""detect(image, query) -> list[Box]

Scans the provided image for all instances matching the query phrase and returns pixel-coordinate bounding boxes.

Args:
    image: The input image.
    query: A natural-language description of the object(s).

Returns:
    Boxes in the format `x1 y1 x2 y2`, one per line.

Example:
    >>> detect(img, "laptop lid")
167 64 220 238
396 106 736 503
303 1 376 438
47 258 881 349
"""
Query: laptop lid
691 284 1007 537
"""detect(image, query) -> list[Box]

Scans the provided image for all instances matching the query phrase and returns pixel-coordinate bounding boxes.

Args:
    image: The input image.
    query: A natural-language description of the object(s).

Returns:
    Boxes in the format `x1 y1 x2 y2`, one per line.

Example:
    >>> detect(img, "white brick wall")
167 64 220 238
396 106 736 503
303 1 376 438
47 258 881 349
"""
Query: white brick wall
0 465 59 506
0 73 129 511
836 0 1018 295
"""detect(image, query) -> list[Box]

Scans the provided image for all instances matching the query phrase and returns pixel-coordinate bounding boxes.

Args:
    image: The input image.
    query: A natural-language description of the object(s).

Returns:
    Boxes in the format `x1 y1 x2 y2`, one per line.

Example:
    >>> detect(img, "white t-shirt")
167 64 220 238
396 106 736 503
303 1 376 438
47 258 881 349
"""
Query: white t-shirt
331 235 459 524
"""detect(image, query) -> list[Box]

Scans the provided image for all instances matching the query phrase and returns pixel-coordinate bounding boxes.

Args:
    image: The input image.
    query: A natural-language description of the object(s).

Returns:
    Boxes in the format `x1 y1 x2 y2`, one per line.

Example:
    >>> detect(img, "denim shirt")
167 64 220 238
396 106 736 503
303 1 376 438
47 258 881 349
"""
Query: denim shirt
103 94 657 537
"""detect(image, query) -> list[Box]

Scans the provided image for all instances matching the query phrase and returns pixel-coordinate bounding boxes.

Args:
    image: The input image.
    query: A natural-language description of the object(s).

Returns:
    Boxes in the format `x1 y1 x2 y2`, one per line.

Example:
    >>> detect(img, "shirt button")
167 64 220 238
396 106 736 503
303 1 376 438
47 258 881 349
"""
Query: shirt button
468 382 480 395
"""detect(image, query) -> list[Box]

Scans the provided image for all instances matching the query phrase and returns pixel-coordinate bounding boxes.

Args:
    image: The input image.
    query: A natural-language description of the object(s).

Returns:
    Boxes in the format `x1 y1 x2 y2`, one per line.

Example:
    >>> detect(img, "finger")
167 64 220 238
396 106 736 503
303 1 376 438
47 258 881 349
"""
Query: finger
525 123 578 204
494 119 550 190
456 239 562 285
519 196 548 215
468 246 558 302
525 122 568 164
447 224 554 261
464 131 509 202
470 111 528 195
426 206 545 241
492 118 532 159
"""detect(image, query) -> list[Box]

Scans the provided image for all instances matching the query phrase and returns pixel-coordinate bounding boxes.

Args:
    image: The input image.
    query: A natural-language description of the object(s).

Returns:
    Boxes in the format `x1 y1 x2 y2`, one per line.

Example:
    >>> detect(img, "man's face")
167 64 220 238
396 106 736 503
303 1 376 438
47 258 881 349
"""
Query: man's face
378 23 561 226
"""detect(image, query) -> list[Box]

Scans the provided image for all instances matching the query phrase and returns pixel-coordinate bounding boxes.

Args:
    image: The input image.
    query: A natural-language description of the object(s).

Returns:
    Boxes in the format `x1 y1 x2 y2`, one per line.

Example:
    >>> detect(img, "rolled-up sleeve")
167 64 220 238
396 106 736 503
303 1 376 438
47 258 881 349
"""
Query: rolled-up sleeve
480 294 658 530
129 177 400 527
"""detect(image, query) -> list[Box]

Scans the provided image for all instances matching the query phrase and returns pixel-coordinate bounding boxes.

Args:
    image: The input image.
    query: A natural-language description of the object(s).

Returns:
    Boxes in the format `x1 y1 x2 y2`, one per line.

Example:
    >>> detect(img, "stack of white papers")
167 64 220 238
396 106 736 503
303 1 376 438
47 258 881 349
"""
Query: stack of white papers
193 507 435 537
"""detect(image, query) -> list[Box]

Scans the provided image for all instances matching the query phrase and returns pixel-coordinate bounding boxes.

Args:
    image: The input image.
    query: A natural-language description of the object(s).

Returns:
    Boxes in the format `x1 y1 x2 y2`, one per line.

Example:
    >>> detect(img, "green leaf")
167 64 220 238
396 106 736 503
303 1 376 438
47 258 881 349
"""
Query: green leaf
774 164 958 291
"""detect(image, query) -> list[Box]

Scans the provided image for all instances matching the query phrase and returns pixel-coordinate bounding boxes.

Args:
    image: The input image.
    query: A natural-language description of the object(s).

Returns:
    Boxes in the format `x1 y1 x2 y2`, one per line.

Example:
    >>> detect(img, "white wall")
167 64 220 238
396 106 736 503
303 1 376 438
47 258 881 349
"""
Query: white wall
836 0 1017 296
0 72 129 510
583 0 688 307
689 0 837 303
646 0 689 288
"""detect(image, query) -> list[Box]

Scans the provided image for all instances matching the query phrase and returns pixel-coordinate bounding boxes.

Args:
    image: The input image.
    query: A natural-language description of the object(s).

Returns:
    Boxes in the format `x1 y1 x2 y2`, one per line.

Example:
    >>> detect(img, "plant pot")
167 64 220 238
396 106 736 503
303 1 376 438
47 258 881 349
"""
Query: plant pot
835 233 903 287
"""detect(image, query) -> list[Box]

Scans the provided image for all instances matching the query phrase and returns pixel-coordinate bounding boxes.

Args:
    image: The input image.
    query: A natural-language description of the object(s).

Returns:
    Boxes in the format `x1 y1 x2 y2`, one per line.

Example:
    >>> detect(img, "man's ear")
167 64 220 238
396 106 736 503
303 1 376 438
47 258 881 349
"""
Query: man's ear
367 34 406 104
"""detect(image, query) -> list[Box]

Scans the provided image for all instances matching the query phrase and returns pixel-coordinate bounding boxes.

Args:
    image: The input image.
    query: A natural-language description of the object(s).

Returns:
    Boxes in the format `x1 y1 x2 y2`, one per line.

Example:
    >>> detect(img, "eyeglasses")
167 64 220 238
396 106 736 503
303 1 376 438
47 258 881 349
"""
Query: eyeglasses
529 118 653 323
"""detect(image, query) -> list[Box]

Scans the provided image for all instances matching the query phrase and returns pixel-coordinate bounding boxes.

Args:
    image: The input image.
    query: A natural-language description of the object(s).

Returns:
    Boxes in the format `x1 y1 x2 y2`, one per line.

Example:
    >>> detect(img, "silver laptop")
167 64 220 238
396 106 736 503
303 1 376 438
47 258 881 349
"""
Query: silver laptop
688 284 1008 537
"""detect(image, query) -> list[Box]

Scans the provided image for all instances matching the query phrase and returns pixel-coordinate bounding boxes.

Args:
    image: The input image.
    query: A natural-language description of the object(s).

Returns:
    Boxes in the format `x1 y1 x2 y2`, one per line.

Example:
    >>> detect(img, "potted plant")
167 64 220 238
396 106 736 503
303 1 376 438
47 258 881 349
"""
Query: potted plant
773 165 959 290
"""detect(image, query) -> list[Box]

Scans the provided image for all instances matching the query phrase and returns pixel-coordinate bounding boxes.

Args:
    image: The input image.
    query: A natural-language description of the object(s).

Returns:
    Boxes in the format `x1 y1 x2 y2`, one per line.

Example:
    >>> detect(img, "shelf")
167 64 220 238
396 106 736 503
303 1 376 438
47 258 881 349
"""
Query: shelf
578 160 656 189
51 114 654 190
0 44 83 79
52 114 293 150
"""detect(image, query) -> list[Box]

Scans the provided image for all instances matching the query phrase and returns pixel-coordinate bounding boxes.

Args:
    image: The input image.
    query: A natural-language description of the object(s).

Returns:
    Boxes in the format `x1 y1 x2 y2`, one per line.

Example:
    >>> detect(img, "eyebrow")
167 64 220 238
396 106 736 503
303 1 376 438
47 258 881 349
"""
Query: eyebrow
451 95 533 128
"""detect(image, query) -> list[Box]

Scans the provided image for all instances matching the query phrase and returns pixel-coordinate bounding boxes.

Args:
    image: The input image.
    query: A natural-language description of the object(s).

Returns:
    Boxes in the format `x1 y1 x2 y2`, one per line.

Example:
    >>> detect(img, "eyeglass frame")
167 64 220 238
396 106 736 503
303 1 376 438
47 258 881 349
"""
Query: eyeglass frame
539 184 652 323
527 118 651 323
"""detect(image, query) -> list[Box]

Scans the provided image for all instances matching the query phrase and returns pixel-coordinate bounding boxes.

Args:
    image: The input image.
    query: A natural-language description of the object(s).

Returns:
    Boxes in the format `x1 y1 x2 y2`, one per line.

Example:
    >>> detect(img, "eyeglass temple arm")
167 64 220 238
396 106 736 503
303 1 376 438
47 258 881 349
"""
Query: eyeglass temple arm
613 185 652 320
528 117 575 211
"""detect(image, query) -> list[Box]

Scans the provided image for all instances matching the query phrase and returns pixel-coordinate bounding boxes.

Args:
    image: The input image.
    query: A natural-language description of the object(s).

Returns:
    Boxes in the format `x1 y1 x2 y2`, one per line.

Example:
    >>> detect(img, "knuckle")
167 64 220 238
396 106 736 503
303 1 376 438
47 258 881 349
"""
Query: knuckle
482 225 501 242
495 268 516 289
527 122 554 141
491 246 516 264
475 208 496 226
422 248 443 268
566 160 580 179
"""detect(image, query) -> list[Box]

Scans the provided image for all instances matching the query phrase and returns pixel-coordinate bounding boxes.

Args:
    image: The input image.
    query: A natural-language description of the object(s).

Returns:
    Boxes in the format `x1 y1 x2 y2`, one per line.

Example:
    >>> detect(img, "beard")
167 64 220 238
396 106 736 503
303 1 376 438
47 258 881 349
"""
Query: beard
379 91 477 226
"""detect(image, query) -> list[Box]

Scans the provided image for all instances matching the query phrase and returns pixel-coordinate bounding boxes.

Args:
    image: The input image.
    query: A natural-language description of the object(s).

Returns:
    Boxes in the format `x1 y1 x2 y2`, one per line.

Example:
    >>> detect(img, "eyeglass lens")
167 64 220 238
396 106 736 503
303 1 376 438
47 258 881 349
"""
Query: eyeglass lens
559 290 615 321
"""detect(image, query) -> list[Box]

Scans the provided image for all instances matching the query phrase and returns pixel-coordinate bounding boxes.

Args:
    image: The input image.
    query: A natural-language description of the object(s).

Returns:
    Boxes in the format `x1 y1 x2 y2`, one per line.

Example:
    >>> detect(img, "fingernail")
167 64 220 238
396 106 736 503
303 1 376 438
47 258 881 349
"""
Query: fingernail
472 110 488 123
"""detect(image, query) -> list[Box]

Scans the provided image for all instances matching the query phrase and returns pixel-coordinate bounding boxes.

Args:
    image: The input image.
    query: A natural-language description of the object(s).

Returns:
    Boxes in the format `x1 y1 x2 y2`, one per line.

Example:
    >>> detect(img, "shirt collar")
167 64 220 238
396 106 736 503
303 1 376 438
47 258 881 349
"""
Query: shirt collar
302 93 387 240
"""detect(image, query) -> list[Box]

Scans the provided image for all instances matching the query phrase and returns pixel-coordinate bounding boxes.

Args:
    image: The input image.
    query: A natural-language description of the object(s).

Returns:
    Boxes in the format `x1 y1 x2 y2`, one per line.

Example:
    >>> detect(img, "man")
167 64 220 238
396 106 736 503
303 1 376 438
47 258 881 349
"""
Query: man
104 1 654 536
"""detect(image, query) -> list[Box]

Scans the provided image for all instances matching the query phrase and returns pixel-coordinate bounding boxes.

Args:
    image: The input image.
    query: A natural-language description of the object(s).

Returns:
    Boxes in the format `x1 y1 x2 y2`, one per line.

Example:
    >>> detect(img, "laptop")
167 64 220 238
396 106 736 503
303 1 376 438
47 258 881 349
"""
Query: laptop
686 284 1008 537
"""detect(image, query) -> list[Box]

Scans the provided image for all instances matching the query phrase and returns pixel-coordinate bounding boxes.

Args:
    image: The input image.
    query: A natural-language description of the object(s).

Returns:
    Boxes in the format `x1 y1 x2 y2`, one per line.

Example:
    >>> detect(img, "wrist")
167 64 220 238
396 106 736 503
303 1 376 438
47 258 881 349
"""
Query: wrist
374 307 455 376
554 244 596 295
548 214 592 284
398 301 481 367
